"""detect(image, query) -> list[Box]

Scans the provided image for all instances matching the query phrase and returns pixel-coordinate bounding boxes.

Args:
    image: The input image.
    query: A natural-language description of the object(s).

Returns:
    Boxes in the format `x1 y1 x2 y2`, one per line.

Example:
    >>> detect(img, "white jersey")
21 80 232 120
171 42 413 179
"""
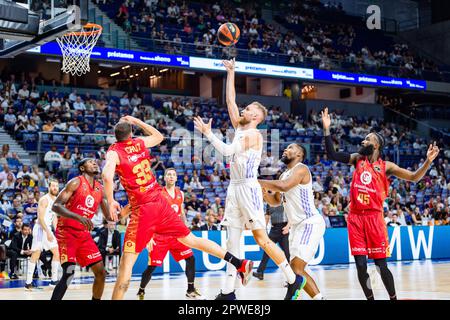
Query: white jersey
229 128 262 181
280 162 320 225
39 193 56 228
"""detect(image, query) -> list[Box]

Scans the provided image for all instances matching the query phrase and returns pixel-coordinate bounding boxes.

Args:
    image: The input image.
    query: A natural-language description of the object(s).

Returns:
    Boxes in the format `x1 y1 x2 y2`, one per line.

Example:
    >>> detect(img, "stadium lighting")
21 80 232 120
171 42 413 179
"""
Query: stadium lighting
122 65 130 69
159 68 169 73
130 75 134 78
150 75 156 79
135 73 139 76
110 72 120 77
97 70 101 74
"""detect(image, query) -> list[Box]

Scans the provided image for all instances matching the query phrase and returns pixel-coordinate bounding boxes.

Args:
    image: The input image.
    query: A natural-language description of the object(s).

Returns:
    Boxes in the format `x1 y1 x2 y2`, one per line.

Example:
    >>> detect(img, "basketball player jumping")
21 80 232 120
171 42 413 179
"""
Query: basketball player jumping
51 158 115 300
121 168 204 300
321 107 440 300
25 178 61 291
193 58 304 300
259 143 326 300
102 115 253 300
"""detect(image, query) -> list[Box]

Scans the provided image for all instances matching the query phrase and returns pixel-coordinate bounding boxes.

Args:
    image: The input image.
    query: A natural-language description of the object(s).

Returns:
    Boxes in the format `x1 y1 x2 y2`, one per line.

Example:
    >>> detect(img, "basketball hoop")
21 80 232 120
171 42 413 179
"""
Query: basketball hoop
56 23 102 76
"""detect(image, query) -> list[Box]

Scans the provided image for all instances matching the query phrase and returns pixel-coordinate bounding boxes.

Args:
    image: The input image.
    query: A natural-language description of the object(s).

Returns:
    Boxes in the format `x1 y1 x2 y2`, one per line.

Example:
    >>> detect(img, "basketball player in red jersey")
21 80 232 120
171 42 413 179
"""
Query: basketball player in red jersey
120 168 204 299
102 116 253 300
321 108 440 300
50 158 117 300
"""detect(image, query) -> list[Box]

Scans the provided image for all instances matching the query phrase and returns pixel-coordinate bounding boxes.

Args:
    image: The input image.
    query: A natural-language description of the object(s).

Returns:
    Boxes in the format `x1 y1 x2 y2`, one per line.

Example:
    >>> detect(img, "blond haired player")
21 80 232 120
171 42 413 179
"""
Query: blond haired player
194 58 304 300
25 178 60 290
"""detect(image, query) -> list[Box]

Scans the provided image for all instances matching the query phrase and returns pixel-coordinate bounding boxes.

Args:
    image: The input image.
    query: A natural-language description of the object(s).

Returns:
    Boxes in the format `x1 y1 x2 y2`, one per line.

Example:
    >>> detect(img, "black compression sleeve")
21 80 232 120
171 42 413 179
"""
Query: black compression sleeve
324 134 351 164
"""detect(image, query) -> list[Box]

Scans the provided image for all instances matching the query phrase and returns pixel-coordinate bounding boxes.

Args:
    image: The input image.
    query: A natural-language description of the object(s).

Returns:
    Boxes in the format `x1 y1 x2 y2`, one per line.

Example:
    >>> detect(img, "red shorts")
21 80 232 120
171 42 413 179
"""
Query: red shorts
148 233 193 266
56 228 102 267
347 211 390 259
123 195 191 254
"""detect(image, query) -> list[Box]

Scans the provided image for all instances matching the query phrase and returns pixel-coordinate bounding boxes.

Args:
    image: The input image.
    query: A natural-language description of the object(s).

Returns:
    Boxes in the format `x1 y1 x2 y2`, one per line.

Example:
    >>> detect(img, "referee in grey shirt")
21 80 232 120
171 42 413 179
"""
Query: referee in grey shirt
253 203 290 280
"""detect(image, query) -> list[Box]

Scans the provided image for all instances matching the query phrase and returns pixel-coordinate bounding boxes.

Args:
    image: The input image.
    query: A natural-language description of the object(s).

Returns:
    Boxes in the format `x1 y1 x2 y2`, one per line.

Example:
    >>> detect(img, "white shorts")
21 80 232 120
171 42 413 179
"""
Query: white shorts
221 181 266 231
289 214 325 263
31 224 58 252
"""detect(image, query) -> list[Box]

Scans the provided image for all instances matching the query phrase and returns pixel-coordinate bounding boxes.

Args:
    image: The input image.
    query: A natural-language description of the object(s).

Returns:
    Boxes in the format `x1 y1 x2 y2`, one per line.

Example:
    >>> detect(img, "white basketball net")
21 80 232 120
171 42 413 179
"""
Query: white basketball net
56 24 102 77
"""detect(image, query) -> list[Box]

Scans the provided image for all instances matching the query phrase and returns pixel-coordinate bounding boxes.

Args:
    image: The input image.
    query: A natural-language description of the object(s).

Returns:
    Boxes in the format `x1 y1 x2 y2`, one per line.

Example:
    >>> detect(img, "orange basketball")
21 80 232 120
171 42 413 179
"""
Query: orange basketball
217 22 240 46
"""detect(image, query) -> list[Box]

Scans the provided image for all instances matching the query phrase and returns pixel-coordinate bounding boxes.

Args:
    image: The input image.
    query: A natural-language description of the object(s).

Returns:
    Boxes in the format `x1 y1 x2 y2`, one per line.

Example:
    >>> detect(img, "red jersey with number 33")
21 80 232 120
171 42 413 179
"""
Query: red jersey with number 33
349 157 389 214
58 175 103 231
160 187 183 216
107 137 162 208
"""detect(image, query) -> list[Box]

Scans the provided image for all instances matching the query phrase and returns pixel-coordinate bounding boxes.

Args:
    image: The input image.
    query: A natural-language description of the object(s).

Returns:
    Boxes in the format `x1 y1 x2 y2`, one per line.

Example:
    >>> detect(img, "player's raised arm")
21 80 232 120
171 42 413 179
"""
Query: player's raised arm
386 142 440 182
102 150 122 218
121 115 164 148
194 116 261 156
37 196 53 242
101 191 117 222
223 58 240 129
321 107 359 166
52 177 94 231
180 191 188 226
258 165 306 193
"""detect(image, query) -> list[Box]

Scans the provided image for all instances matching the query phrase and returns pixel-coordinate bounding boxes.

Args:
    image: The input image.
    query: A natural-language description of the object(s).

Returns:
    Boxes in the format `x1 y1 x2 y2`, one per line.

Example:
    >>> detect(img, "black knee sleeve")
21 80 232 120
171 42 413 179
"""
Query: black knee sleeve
354 255 374 300
51 263 76 300
185 255 196 285
139 265 157 290
374 258 396 299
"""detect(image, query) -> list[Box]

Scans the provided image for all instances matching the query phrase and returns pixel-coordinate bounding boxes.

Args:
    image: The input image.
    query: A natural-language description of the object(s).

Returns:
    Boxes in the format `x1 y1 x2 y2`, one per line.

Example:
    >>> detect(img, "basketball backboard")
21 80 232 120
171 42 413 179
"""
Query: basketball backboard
0 0 88 57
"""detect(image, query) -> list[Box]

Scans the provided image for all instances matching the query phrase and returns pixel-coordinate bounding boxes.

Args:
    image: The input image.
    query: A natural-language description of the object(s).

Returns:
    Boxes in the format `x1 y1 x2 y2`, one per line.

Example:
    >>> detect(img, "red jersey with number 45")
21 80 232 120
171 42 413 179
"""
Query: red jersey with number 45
58 175 103 232
108 137 162 208
349 157 389 214
160 187 183 216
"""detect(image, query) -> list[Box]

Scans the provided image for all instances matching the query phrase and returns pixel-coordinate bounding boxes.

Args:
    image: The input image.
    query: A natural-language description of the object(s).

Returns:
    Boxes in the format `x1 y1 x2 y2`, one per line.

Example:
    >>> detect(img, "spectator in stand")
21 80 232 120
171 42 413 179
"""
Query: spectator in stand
387 214 402 227
73 96 86 111
200 210 218 231
0 173 15 190
97 220 121 273
59 152 74 181
6 223 32 279
44 146 63 173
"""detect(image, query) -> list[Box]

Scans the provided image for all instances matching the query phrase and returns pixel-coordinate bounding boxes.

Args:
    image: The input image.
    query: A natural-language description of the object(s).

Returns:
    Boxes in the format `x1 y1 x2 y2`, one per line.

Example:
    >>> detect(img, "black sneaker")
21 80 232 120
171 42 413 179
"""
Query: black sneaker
137 288 145 300
284 275 307 300
9 273 19 280
49 280 59 287
253 271 264 280
215 290 237 300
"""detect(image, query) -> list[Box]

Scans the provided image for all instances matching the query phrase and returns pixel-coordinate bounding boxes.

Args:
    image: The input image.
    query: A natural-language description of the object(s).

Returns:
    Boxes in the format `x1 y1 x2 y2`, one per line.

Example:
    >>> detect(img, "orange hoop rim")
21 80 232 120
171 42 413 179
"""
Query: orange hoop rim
65 23 102 37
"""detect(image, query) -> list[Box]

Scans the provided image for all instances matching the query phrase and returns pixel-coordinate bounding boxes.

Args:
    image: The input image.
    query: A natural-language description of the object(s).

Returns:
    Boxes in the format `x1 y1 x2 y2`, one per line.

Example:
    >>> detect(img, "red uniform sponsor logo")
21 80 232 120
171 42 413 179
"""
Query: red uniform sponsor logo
58 176 103 232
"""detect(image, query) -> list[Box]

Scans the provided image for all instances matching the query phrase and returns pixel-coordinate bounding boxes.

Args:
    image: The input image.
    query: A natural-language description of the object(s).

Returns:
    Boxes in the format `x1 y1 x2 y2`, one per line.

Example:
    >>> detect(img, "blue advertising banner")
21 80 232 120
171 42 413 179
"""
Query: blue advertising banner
128 226 447 275
313 69 427 90
30 41 190 67
28 42 428 91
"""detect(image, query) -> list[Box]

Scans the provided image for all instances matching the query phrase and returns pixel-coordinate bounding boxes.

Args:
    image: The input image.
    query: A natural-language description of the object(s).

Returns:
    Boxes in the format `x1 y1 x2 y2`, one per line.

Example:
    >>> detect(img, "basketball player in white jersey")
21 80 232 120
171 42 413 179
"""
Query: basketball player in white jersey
259 143 326 300
25 178 61 290
193 58 304 300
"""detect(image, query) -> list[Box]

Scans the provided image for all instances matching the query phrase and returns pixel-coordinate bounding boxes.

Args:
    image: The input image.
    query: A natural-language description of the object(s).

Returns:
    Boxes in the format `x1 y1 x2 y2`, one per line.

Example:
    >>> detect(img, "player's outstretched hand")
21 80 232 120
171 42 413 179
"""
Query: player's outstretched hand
78 216 94 232
109 200 122 221
222 58 235 72
427 141 440 162
193 116 212 135
321 107 331 130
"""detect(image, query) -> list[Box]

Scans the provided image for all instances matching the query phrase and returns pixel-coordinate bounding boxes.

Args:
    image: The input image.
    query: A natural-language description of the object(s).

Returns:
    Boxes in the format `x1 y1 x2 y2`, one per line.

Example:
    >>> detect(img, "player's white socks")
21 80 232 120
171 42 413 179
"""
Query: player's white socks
312 293 325 300
51 261 60 282
222 227 242 295
277 260 296 284
26 261 36 285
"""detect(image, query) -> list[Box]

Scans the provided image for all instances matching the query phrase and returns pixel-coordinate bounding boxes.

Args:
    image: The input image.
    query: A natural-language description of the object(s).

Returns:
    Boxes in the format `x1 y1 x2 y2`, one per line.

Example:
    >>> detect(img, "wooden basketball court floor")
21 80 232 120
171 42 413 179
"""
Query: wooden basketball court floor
0 259 449 300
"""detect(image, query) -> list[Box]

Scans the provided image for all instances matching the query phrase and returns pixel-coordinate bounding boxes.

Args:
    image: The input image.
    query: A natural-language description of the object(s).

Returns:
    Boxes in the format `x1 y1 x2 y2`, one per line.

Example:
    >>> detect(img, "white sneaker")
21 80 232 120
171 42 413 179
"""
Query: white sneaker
186 288 207 300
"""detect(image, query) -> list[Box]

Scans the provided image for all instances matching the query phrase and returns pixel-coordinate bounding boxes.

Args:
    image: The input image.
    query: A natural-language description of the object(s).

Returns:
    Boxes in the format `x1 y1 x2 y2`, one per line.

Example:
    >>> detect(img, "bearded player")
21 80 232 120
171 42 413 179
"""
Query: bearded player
321 107 440 300
194 58 303 300
25 178 61 290
102 115 253 300
259 143 326 300
51 158 116 300
128 168 203 300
